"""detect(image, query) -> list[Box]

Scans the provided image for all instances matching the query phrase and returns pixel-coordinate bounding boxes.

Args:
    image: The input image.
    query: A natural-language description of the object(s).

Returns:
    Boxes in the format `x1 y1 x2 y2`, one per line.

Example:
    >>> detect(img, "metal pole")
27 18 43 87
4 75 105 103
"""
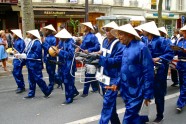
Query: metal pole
85 0 89 22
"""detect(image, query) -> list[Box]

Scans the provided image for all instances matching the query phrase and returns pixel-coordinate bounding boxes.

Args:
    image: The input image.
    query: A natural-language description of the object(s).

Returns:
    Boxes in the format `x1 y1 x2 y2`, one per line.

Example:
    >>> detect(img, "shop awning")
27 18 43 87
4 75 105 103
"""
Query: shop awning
96 15 145 21
33 7 84 12
11 5 20 11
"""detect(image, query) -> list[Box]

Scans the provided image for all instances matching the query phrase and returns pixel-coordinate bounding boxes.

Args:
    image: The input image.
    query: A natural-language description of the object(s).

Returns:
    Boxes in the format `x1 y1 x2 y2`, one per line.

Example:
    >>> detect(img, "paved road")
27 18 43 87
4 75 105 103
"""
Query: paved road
0 66 185 124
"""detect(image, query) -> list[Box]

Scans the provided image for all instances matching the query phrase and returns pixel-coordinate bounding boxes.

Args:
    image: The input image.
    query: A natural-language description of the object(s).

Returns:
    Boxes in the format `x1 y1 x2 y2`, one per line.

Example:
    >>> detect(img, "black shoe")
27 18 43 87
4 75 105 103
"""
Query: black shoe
117 93 121 97
81 94 88 97
16 88 26 94
91 90 98 93
24 96 34 99
176 107 182 113
44 91 52 98
153 117 164 123
171 83 179 87
73 92 79 98
61 101 73 105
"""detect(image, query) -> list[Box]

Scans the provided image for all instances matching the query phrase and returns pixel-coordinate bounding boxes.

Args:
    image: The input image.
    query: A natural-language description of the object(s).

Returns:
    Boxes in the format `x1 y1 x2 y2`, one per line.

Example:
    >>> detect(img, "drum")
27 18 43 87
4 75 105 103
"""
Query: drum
48 46 58 57
85 64 97 74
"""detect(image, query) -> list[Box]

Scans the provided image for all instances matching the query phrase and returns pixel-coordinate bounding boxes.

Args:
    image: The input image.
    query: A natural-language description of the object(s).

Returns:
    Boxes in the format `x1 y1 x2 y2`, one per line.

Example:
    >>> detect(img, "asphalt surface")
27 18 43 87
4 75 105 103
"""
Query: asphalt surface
0 64 185 124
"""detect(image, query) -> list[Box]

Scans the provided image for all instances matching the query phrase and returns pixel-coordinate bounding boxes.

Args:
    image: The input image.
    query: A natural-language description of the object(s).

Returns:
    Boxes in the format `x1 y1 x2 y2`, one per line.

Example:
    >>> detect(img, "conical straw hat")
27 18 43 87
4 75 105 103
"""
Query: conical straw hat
140 21 160 36
158 27 168 36
111 23 141 40
55 28 72 39
11 29 23 39
180 25 186 31
102 21 118 29
43 24 56 32
27 30 41 40
80 22 94 31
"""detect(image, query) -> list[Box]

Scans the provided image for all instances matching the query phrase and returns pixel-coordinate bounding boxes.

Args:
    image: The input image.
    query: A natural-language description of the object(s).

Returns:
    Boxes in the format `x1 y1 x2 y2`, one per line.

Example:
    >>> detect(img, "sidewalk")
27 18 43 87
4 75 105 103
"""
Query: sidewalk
0 60 13 76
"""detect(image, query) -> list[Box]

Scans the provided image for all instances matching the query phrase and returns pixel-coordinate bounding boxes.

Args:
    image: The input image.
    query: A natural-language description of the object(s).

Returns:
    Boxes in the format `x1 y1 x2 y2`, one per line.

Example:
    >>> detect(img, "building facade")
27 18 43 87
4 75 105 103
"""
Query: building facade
0 0 19 30
1 0 186 36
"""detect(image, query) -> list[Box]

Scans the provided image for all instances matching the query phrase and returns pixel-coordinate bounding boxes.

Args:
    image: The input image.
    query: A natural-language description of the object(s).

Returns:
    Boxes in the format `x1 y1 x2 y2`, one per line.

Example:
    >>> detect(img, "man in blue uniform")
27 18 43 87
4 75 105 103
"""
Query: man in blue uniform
43 29 79 104
75 22 100 97
42 24 57 91
141 21 174 123
158 27 174 84
11 29 26 93
110 24 154 124
24 30 52 98
174 25 186 112
90 21 123 124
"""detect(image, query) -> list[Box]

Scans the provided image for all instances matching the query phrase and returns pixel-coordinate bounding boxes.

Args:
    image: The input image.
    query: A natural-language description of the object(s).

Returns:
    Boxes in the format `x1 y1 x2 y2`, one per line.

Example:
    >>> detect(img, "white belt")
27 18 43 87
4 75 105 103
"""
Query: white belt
179 59 186 62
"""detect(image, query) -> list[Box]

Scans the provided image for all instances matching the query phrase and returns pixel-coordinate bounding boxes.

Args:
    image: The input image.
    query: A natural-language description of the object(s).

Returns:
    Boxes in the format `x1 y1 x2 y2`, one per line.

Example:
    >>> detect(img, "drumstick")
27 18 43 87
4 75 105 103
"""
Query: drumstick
71 42 84 52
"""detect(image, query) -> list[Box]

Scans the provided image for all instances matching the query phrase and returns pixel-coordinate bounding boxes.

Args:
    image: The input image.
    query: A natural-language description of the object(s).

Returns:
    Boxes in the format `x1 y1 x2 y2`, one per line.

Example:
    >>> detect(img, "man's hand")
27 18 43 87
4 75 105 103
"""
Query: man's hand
183 48 186 53
104 85 118 91
75 47 80 52
153 57 160 63
83 50 89 54
144 99 151 106
41 37 45 43
94 51 102 55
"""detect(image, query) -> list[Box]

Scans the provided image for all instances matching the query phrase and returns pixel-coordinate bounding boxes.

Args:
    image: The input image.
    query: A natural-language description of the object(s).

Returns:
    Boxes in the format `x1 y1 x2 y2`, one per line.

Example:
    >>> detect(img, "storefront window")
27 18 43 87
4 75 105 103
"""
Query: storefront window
165 0 171 10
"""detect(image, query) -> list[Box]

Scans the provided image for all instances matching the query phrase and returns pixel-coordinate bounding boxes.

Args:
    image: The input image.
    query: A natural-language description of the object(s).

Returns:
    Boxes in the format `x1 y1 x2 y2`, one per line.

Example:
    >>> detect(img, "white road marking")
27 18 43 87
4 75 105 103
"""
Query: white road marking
65 92 180 124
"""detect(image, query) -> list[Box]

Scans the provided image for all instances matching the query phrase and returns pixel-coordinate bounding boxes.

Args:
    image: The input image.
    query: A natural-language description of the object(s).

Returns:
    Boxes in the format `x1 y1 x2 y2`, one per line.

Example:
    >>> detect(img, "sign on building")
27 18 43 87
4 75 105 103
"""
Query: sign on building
69 0 78 3
93 0 103 4
0 0 18 4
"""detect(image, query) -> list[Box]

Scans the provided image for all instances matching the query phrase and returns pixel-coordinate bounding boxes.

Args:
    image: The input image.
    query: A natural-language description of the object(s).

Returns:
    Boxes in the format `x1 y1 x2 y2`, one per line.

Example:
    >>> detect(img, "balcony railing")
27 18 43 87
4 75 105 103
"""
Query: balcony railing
40 0 55 2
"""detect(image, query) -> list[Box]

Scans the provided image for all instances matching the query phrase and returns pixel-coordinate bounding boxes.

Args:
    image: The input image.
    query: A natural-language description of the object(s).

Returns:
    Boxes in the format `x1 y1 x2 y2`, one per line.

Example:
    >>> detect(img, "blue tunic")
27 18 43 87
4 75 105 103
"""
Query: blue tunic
80 32 100 52
25 39 51 97
80 32 100 95
118 40 154 124
12 38 25 90
175 38 186 108
99 38 124 124
42 34 57 62
42 34 57 91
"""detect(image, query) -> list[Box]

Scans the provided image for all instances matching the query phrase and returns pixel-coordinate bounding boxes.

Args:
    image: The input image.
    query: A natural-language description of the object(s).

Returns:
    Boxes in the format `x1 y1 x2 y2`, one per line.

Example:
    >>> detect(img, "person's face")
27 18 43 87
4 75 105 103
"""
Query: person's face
43 29 50 36
104 28 115 39
26 33 31 38
182 30 186 39
118 31 131 45
83 25 90 32
30 34 36 40
142 30 148 36
12 33 18 39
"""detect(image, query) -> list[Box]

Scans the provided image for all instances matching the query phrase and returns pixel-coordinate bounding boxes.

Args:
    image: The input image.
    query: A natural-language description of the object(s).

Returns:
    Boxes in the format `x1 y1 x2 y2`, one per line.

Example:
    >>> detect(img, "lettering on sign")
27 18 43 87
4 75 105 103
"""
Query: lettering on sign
44 11 66 15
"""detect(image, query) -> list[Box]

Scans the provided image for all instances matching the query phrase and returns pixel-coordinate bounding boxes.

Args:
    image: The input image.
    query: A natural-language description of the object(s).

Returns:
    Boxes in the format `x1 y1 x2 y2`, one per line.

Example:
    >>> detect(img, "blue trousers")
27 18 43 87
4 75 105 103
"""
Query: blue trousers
83 73 98 95
177 70 186 108
122 95 148 124
27 68 50 97
154 64 166 119
12 61 25 90
62 74 78 103
46 61 56 91
99 90 120 124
